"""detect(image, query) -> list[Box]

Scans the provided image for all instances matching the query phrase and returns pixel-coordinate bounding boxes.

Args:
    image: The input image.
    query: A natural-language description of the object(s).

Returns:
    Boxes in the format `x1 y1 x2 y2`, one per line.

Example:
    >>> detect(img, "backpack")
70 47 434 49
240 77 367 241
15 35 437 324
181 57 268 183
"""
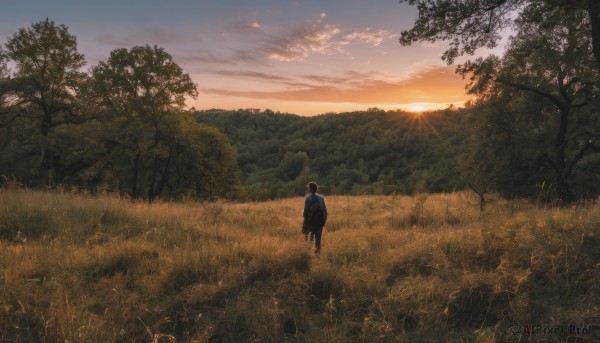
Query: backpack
304 195 324 232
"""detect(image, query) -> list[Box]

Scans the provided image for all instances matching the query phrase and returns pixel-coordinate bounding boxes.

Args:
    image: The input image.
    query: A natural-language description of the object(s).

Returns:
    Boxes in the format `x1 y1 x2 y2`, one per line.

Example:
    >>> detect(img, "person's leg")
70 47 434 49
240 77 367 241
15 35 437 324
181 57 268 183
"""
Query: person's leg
303 225 312 241
304 231 314 254
313 228 322 253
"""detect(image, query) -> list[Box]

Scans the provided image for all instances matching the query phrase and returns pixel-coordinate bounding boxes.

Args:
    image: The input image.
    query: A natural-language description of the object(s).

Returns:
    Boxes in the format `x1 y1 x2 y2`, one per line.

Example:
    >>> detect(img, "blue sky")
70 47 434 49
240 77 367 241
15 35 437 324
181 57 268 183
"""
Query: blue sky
0 0 507 115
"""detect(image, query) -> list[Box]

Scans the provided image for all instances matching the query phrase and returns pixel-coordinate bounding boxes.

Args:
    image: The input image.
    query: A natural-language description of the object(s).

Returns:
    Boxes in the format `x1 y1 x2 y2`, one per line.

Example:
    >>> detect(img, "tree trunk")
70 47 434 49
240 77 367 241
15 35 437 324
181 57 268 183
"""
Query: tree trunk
554 173 572 204
131 153 140 198
148 121 160 201
154 147 173 200
149 153 158 200
39 115 55 186
588 0 600 69
553 107 573 202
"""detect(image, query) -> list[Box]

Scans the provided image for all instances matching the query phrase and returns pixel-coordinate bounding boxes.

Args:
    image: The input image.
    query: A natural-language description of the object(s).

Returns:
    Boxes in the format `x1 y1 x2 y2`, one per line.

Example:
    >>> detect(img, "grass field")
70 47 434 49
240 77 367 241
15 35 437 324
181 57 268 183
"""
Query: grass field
0 187 599 342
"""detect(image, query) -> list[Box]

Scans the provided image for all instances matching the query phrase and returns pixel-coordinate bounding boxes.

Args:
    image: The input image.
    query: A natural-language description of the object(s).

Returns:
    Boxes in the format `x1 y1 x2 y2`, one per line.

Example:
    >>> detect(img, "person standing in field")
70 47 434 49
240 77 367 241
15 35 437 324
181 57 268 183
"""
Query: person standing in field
302 181 327 254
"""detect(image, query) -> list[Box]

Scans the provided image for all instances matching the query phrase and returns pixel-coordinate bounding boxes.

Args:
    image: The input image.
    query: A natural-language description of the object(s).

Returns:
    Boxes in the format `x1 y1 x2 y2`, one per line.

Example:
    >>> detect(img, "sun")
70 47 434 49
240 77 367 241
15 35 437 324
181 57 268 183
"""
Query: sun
400 102 436 113
401 102 462 113
410 105 428 112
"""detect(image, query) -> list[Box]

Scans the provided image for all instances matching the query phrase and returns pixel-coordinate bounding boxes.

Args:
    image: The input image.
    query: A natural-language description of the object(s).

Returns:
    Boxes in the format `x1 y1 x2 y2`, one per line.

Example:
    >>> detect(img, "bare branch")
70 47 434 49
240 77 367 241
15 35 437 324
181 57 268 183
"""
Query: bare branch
566 140 600 177
0 113 22 128
495 77 568 110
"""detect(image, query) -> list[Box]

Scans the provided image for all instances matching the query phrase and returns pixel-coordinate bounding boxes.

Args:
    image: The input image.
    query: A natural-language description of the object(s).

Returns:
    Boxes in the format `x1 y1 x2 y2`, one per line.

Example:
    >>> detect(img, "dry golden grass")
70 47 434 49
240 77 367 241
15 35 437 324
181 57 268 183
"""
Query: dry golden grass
0 188 599 342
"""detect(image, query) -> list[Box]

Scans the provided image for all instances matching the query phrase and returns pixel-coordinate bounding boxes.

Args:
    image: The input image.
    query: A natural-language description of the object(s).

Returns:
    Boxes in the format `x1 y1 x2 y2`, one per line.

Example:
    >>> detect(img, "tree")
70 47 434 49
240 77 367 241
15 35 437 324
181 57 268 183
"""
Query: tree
460 5 600 201
92 45 197 198
1 19 87 184
458 145 494 210
277 151 309 181
91 45 242 200
399 0 600 70
92 45 197 117
0 48 10 118
0 50 6 77
172 123 244 199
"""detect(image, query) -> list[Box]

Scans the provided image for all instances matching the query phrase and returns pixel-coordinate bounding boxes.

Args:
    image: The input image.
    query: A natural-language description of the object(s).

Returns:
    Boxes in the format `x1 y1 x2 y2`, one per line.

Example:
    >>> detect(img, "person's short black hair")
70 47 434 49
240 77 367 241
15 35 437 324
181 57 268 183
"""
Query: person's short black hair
307 181 318 194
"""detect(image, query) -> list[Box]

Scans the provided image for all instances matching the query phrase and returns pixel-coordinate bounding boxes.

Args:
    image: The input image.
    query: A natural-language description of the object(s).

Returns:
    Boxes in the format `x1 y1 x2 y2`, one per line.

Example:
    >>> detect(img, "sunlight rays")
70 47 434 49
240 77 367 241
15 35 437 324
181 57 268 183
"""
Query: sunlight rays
405 110 442 143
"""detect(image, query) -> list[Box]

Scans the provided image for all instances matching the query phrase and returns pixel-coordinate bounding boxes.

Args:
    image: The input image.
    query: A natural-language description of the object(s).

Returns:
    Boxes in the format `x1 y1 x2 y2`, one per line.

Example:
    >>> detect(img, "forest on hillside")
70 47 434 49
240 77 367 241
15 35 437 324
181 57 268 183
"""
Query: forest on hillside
196 108 471 199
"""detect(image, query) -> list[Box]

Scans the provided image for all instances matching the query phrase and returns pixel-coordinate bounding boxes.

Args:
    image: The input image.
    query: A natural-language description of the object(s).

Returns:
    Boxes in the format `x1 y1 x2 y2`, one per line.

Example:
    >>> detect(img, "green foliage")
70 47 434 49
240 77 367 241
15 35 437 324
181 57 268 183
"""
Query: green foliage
196 108 470 199
458 4 600 201
0 49 6 78
0 22 243 201
90 45 199 199
91 45 197 114
399 0 600 67
0 19 88 184
4 18 86 104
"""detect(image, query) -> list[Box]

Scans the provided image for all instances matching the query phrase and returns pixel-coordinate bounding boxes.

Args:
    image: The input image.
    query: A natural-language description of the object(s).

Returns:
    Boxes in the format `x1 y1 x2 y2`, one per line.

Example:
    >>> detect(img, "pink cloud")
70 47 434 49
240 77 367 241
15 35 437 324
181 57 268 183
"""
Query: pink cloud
264 23 343 62
208 69 291 81
343 28 395 45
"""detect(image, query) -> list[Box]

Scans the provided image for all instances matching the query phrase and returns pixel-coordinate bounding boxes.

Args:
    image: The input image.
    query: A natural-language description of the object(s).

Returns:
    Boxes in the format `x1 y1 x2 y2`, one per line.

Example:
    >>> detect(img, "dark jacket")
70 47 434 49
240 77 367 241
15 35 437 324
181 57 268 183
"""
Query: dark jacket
303 193 328 230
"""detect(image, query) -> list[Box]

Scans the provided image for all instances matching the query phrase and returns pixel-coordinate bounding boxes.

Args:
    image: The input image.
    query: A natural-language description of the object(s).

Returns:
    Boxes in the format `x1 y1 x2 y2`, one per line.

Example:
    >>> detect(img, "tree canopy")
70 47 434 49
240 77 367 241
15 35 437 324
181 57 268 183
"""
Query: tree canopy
92 45 198 116
1 19 87 184
400 0 600 69
0 21 243 200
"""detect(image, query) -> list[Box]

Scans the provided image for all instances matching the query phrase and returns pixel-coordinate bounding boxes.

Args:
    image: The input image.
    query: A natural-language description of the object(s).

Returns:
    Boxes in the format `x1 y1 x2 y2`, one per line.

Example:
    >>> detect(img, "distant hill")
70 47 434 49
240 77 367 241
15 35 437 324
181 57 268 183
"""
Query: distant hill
196 108 471 199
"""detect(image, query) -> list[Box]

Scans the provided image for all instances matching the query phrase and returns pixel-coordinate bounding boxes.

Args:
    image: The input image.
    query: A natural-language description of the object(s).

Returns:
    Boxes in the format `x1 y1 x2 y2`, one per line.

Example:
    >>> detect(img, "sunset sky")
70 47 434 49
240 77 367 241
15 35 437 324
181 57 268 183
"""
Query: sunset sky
0 0 507 115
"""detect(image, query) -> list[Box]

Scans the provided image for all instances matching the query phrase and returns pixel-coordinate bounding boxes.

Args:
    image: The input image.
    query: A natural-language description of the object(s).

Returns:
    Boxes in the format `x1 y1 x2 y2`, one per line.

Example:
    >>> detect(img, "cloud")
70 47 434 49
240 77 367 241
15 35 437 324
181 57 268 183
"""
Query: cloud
203 69 317 88
209 69 291 81
263 23 343 62
225 20 263 35
262 25 395 62
190 15 397 65
302 70 381 86
253 14 394 62
343 28 395 46
201 67 468 105
178 49 266 66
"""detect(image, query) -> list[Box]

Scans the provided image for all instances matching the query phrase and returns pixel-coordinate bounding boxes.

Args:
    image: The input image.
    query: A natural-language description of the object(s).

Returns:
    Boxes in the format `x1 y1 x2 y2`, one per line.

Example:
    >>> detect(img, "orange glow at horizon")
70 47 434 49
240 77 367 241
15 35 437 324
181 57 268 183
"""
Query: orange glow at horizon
197 67 471 116
191 97 467 116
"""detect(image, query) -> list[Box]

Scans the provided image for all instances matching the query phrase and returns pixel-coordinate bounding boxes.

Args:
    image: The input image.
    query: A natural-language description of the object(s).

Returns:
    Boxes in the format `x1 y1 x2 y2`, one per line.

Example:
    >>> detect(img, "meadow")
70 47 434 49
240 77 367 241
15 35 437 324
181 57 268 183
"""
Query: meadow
0 187 599 342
